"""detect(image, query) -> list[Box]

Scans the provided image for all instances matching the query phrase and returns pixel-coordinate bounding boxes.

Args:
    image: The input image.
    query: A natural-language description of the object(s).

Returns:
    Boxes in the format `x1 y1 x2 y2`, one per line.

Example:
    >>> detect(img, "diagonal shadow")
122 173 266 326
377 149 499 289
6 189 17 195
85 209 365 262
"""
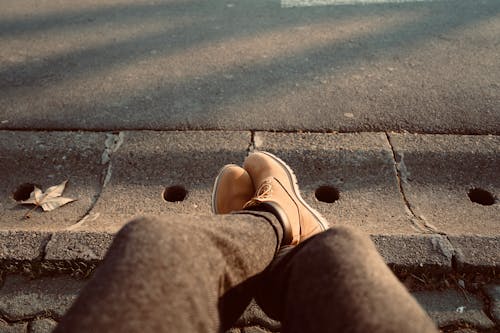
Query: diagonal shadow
0 0 206 37
1 0 498 132
35 0 496 130
0 0 367 89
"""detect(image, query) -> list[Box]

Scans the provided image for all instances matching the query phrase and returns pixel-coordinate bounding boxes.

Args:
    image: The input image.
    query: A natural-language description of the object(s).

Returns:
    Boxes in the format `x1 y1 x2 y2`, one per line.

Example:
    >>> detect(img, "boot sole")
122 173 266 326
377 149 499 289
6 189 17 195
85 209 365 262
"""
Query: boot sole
256 151 329 231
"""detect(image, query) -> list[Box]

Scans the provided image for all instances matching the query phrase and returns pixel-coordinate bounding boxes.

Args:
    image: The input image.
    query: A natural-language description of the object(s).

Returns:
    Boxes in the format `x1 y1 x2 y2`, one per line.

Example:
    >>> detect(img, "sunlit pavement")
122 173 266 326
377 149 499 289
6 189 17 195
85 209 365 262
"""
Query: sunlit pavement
0 0 498 133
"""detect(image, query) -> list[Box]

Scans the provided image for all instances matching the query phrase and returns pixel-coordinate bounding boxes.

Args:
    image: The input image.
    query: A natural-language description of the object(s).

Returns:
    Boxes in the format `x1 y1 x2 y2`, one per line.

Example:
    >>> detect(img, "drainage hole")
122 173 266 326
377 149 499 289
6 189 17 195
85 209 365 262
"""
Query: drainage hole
12 183 37 201
315 185 339 203
468 188 496 206
163 185 188 202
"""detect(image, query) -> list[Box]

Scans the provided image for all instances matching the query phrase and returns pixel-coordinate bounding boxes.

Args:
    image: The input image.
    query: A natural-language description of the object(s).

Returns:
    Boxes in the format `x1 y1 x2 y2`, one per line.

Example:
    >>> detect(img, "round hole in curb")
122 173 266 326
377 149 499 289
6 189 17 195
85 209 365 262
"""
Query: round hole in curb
163 185 188 202
12 183 37 201
468 188 496 206
315 185 339 203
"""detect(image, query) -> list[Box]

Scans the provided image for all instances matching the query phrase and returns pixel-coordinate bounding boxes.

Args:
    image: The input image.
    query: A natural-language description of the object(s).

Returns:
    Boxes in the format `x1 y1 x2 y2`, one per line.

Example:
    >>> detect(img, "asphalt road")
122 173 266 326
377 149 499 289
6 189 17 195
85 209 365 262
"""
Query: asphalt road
0 0 499 133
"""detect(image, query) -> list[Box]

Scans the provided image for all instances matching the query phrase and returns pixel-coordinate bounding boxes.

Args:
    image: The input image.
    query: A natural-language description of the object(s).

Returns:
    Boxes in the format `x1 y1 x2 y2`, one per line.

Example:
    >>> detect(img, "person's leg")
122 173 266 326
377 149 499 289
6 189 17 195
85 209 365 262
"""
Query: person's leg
257 226 438 333
242 151 437 332
55 212 283 333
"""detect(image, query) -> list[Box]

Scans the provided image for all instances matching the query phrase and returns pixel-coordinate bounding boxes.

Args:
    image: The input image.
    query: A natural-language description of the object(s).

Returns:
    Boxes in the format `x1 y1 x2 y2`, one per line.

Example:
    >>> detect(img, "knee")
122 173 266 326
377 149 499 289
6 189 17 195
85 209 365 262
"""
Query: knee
111 216 195 259
113 217 166 246
327 225 372 243
308 226 372 251
291 226 376 269
118 216 166 238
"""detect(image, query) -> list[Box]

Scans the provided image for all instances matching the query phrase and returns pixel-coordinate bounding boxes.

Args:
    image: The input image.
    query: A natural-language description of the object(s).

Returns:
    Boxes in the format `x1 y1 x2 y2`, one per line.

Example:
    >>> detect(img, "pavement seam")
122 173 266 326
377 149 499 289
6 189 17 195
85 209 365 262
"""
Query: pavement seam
67 132 124 230
445 234 466 273
385 133 461 272
40 233 53 261
247 130 256 154
384 132 445 235
101 132 124 187
0 309 58 325
0 315 31 326
3 129 498 135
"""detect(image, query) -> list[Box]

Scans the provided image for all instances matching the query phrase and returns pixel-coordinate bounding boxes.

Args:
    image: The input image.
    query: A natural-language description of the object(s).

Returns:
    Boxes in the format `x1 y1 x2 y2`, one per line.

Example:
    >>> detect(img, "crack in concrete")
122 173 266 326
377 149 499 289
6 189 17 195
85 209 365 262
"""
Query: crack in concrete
69 132 124 229
430 235 455 261
384 133 444 235
247 130 256 154
0 311 58 325
40 233 53 261
445 234 465 271
0 315 31 326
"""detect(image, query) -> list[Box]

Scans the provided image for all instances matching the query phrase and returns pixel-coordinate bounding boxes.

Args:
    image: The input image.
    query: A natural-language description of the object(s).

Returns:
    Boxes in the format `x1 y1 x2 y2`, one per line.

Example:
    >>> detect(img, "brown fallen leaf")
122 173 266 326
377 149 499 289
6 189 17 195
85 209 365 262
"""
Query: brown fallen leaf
20 180 76 219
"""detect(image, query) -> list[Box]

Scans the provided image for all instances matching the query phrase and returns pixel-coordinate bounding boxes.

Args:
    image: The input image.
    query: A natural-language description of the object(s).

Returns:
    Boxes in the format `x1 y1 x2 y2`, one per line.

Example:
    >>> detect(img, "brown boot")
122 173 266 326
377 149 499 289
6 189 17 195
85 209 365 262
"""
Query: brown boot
211 164 255 214
243 151 329 245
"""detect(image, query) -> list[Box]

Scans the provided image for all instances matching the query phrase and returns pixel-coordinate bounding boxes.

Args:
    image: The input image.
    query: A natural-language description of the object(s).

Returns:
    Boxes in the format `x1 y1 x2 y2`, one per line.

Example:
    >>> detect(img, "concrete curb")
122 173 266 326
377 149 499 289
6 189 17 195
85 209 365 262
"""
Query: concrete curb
1 130 499 273
0 229 498 274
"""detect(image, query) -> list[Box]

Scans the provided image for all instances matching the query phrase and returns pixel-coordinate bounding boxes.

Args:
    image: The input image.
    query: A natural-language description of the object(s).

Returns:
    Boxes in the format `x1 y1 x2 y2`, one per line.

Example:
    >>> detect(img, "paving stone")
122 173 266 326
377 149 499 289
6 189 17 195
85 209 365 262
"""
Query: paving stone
389 134 500 237
371 234 453 270
83 131 251 230
449 236 500 269
45 231 114 261
0 275 85 321
29 318 57 333
412 289 495 329
0 231 50 261
484 284 500 325
235 300 281 332
254 132 416 234
0 131 107 231
0 320 27 333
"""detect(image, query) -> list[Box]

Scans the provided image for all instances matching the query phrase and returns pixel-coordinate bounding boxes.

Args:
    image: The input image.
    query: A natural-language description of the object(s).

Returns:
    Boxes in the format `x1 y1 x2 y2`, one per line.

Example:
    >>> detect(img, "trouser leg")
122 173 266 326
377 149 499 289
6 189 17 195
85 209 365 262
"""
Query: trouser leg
55 212 282 333
258 226 438 333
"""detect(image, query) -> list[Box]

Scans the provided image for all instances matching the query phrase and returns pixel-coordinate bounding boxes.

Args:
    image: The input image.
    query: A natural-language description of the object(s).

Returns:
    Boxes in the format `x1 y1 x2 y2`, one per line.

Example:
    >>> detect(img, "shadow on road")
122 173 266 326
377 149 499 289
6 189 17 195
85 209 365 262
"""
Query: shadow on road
0 0 498 132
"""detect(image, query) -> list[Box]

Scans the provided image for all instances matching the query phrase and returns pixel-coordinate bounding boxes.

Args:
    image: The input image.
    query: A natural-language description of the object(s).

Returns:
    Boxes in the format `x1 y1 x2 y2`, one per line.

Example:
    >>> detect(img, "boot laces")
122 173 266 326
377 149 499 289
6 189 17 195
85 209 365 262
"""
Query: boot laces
243 178 273 209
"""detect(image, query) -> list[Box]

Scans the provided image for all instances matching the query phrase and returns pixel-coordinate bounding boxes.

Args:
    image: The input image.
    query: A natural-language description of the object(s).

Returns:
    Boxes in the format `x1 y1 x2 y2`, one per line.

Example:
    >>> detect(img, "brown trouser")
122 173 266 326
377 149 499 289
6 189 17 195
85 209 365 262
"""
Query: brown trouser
55 212 437 333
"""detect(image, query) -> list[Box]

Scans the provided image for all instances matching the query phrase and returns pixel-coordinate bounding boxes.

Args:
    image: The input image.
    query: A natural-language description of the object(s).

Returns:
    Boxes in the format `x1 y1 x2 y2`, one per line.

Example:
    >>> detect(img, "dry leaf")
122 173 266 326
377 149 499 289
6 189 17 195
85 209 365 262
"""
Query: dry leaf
20 180 76 218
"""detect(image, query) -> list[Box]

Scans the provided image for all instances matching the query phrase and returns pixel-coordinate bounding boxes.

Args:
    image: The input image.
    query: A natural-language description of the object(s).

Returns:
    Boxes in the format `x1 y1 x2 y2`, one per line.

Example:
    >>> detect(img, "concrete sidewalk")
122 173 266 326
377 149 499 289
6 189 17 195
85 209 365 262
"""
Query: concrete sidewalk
0 130 499 332
1 130 498 266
